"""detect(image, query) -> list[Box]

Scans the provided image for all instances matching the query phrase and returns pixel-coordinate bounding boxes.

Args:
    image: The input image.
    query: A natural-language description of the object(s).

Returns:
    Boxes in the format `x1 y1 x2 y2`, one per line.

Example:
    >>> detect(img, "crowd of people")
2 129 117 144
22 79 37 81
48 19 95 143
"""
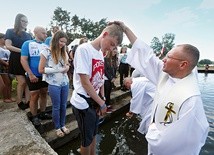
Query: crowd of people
0 13 209 155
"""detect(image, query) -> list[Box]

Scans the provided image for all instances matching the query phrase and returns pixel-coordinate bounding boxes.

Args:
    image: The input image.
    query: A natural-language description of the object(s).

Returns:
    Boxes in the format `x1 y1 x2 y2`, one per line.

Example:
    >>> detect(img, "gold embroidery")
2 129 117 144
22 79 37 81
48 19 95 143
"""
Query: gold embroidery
164 102 176 123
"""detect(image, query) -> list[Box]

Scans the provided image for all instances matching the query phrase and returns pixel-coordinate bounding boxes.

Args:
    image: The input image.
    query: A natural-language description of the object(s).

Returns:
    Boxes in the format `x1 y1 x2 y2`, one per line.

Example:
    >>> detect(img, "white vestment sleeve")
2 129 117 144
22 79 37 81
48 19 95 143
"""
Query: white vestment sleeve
126 39 163 85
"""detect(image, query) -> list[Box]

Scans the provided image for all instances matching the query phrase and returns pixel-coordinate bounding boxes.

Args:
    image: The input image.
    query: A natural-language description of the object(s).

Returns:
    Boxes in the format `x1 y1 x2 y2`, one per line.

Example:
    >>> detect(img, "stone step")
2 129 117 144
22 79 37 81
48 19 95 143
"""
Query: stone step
26 85 124 116
42 119 80 149
37 105 75 133
41 91 131 149
31 89 130 133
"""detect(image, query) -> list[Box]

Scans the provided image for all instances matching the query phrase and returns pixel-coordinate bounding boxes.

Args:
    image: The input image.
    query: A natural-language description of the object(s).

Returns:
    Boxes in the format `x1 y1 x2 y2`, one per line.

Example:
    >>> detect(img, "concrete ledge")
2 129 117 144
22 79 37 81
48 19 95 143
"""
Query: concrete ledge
0 107 57 155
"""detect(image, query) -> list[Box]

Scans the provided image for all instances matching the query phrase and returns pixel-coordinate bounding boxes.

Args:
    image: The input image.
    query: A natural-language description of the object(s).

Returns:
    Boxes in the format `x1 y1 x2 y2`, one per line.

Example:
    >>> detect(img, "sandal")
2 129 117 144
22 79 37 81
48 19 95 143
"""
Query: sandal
126 111 133 117
3 99 13 103
10 98 16 102
56 129 65 137
61 126 70 134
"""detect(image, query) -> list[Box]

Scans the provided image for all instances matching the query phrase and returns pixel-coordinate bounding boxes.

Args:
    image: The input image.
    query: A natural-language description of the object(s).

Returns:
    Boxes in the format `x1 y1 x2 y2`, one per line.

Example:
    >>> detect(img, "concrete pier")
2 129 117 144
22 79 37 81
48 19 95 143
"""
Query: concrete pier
0 102 57 155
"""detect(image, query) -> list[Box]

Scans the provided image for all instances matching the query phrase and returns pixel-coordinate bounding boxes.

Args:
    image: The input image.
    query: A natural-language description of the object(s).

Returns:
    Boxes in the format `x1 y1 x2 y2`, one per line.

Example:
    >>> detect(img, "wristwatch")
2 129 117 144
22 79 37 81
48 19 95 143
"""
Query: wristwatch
101 96 106 101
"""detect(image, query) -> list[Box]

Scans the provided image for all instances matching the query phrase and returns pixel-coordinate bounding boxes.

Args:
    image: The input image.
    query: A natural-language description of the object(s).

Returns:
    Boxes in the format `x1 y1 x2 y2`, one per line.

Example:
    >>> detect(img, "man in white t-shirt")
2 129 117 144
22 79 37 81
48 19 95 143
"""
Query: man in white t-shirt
70 24 124 155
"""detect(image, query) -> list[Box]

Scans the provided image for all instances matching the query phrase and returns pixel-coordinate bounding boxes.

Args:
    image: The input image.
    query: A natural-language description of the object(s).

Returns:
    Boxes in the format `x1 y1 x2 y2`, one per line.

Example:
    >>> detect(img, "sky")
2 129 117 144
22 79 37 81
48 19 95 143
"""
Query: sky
1 0 214 61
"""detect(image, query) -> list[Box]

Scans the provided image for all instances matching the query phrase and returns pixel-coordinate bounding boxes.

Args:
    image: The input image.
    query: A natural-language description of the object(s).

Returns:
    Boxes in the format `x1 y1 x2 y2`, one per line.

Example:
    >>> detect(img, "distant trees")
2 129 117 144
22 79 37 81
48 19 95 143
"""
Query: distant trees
150 33 175 58
49 7 108 44
150 34 214 62
199 59 213 65
150 37 162 54
51 7 70 32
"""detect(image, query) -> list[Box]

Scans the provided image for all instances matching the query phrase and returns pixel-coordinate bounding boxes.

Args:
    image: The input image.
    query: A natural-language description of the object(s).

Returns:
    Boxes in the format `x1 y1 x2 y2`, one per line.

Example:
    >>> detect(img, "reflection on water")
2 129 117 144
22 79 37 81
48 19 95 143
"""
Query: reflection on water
97 115 148 155
198 73 214 155
56 73 214 155
98 118 135 154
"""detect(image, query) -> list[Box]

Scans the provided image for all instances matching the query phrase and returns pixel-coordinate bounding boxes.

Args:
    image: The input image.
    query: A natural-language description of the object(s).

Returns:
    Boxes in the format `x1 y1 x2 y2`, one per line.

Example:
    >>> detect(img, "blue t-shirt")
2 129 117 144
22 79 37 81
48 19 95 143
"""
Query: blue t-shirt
45 36 52 47
21 39 48 76
5 29 32 50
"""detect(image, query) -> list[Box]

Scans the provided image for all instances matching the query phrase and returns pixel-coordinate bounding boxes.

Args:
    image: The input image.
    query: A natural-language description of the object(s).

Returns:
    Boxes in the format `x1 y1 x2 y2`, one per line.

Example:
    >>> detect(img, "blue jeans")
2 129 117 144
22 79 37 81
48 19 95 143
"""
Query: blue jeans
48 84 69 129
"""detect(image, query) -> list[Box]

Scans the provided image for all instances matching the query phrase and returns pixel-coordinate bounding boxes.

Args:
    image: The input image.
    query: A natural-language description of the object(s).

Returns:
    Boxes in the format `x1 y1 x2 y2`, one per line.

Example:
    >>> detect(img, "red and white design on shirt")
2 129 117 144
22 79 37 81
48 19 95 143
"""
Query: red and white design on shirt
90 59 104 91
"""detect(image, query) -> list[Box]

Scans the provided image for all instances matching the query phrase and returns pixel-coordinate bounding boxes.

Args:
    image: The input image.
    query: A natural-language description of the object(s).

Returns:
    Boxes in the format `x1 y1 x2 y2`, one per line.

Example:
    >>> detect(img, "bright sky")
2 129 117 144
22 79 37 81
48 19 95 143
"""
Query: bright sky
1 0 214 61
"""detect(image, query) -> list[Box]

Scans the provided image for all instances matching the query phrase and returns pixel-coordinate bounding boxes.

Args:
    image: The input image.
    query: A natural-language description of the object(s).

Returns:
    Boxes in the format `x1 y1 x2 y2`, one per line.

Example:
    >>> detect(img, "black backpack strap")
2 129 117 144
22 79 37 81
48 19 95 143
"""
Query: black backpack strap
77 93 98 109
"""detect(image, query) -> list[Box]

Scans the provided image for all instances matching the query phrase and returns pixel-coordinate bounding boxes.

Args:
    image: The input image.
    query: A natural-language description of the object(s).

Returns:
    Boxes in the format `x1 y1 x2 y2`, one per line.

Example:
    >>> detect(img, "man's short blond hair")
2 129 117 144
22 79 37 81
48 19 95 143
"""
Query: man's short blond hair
103 24 123 45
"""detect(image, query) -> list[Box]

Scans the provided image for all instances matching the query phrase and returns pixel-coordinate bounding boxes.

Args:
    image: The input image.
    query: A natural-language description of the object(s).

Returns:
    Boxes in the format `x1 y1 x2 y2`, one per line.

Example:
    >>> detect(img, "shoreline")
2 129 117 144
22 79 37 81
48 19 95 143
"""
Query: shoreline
197 66 214 73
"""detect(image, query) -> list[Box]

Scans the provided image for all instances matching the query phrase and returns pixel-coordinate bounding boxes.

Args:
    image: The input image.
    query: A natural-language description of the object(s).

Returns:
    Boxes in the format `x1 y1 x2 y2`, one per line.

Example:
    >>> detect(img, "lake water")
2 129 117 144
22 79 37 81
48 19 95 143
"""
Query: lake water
56 73 214 155
199 73 214 155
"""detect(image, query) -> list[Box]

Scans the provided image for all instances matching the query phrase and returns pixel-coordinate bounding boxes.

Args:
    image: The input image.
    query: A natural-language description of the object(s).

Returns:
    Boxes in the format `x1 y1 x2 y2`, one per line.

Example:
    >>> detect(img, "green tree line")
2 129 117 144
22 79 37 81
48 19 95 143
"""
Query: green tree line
48 7 107 44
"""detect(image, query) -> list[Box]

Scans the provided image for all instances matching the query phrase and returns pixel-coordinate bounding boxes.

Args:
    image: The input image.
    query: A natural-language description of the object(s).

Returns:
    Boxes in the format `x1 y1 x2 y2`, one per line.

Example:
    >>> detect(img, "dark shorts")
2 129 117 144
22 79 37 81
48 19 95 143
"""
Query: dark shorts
26 76 48 91
71 104 99 147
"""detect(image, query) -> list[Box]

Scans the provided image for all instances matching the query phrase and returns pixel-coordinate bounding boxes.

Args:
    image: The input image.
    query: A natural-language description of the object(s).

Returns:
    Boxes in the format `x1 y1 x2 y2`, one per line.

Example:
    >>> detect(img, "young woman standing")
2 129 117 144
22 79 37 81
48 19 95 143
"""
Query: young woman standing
5 13 32 110
39 30 70 137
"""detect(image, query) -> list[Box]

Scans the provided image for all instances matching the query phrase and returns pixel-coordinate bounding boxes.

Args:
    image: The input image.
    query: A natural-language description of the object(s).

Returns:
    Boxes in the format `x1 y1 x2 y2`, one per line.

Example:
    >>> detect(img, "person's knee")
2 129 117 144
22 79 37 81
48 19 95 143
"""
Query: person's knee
30 91 40 99
17 77 27 86
0 79 6 90
53 104 60 111
40 88 48 97
40 92 47 98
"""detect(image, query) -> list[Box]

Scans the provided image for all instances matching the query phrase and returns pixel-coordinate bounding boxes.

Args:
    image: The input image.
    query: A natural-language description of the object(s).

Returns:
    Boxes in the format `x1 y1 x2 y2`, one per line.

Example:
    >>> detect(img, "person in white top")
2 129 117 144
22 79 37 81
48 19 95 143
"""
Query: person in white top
111 21 209 155
0 33 15 103
126 69 147 117
70 24 124 155
118 46 129 90
123 77 156 134
39 30 70 137
131 69 144 78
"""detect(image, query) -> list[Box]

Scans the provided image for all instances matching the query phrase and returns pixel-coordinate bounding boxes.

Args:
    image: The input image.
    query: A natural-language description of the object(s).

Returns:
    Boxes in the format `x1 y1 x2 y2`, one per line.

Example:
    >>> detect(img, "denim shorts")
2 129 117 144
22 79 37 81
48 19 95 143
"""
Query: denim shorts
71 104 99 147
